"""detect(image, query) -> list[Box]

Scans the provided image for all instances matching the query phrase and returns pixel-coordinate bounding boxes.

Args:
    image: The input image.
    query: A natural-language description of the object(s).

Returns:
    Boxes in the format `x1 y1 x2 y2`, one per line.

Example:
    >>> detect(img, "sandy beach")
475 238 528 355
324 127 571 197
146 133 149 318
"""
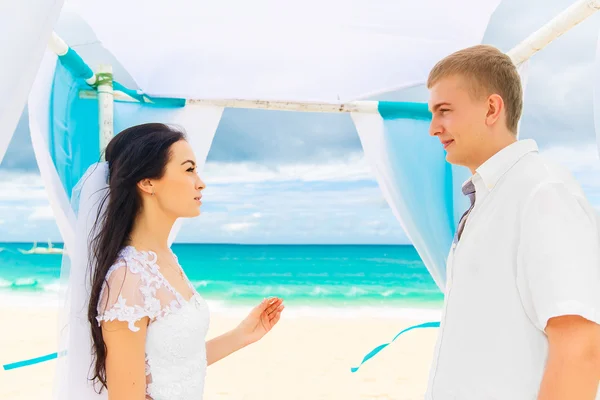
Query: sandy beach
0 302 439 400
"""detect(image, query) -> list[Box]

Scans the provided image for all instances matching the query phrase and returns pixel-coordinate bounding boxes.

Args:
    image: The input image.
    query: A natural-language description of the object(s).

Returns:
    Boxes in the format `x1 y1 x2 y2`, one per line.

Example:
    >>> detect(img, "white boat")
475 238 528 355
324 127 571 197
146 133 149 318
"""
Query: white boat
18 240 65 255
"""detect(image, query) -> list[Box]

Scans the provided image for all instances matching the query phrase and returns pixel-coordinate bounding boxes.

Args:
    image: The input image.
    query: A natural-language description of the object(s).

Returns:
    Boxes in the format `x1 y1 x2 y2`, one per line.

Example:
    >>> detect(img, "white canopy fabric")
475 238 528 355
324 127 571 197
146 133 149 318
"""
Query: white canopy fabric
28 51 224 253
67 0 501 102
0 0 64 164
28 51 77 252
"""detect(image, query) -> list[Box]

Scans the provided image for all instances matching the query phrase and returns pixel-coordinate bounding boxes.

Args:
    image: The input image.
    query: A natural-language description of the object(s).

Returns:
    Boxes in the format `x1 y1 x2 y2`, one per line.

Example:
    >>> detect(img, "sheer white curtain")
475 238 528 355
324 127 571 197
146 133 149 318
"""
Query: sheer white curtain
0 0 64 164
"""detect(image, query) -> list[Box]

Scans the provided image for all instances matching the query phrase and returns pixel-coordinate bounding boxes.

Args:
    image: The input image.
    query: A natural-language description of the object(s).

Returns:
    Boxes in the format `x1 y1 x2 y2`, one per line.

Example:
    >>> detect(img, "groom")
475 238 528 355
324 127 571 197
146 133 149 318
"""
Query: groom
425 44 600 399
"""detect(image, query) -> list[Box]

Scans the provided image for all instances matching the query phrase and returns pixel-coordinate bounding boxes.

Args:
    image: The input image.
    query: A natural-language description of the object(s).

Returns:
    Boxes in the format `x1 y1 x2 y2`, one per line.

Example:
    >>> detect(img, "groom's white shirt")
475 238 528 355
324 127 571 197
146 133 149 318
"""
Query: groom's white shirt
426 139 600 399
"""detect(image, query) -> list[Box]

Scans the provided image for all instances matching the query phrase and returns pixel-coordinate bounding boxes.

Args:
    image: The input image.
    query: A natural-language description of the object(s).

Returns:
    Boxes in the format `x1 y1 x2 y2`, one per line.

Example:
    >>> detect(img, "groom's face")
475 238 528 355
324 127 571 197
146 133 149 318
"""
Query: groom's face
428 74 488 167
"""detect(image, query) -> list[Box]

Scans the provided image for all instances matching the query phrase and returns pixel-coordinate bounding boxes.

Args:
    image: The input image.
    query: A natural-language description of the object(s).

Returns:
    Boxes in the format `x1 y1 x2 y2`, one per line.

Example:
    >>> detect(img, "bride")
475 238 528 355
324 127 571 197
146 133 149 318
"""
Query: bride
56 123 284 400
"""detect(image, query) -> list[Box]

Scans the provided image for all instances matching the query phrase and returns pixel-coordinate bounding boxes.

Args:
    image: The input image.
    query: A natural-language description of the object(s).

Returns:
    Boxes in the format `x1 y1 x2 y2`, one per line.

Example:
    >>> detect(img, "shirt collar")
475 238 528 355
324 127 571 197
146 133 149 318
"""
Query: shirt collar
473 139 539 193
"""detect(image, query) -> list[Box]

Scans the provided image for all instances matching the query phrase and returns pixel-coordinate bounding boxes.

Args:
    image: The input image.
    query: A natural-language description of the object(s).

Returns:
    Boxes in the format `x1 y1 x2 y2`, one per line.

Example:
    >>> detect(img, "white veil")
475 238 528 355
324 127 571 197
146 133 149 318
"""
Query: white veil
54 161 109 400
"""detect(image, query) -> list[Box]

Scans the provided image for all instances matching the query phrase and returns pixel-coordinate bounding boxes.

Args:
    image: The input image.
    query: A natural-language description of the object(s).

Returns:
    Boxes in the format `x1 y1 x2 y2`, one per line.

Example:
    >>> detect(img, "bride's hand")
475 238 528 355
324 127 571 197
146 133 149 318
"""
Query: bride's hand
235 297 284 346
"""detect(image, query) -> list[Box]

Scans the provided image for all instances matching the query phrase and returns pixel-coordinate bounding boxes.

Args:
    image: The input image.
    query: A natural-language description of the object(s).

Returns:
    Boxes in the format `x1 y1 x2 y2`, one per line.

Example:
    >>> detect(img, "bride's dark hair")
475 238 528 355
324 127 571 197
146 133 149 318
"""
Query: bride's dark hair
88 123 185 392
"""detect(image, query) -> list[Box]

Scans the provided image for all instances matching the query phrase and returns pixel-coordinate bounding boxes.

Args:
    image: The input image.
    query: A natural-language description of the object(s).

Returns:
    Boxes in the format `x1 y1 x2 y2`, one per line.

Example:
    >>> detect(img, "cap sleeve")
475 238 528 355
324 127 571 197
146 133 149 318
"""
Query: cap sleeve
96 257 162 332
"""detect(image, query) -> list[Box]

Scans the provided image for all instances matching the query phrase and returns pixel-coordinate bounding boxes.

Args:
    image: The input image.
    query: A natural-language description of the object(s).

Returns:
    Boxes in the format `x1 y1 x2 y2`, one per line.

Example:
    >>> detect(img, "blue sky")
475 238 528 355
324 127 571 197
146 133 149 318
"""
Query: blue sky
1 0 599 244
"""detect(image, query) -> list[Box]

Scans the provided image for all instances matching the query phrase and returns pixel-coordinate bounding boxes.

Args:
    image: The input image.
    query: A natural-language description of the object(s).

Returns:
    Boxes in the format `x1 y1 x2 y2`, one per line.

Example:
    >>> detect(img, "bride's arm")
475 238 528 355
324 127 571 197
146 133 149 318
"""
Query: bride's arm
207 297 284 366
206 329 248 366
102 317 150 400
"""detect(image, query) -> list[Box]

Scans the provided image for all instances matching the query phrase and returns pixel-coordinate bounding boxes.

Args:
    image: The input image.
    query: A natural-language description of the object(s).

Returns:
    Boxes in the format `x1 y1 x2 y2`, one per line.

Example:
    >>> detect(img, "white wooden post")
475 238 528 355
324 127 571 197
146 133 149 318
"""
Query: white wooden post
97 64 114 158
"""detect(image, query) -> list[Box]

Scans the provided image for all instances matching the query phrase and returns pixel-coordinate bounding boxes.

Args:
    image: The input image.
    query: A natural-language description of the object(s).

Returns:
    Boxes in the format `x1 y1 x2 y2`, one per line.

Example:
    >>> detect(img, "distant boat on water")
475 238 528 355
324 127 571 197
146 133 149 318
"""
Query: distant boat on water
18 240 65 255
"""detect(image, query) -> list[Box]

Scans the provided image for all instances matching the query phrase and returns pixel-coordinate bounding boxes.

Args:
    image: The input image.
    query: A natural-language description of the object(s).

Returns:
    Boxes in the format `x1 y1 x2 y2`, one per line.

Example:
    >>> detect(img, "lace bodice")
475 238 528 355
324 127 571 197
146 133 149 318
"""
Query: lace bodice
96 246 210 400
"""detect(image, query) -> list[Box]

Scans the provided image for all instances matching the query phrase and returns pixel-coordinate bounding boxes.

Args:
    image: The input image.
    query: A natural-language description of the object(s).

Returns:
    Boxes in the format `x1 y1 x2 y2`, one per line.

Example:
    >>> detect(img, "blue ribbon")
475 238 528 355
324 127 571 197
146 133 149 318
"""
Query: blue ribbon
112 81 186 107
58 48 94 81
378 101 432 121
2 352 59 371
350 321 440 373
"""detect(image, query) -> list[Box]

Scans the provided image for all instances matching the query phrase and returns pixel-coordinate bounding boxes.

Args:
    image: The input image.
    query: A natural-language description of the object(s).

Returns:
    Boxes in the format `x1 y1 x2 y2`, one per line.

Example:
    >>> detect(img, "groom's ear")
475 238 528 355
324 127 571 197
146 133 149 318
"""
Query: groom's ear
137 179 154 196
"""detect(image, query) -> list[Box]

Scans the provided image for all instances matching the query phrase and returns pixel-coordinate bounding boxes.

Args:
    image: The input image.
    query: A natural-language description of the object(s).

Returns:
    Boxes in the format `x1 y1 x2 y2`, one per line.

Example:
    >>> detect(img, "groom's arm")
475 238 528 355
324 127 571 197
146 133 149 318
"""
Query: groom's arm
517 182 600 399
537 315 600 400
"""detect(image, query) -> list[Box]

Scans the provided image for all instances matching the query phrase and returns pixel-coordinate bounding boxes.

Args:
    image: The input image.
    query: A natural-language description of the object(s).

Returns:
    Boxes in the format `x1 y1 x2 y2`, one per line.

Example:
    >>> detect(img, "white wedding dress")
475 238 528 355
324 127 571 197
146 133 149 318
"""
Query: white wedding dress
96 245 211 400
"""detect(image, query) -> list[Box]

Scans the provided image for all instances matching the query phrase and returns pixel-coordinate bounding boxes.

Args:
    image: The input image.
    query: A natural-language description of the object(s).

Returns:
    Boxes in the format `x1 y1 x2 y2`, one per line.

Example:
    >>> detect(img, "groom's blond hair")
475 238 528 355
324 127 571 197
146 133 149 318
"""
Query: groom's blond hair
427 45 523 135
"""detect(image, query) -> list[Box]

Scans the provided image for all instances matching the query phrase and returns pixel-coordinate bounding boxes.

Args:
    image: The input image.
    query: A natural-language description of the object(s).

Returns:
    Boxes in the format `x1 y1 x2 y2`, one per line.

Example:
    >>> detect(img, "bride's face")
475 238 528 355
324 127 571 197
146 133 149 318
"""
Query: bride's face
150 139 206 218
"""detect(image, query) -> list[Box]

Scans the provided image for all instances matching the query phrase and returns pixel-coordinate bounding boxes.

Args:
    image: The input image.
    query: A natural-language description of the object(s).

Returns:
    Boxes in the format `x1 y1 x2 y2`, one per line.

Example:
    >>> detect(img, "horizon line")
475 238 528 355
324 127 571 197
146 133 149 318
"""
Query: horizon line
0 241 414 246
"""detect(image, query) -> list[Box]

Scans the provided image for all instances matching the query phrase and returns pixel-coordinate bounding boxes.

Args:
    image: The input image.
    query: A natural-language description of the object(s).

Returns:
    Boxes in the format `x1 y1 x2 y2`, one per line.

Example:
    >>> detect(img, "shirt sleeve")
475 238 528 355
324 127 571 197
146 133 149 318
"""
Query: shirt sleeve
517 181 600 332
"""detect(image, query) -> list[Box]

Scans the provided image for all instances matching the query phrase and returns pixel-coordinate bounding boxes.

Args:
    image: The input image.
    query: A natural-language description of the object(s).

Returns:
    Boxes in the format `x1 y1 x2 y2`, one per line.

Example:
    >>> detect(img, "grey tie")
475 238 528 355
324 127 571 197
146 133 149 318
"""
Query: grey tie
453 180 476 244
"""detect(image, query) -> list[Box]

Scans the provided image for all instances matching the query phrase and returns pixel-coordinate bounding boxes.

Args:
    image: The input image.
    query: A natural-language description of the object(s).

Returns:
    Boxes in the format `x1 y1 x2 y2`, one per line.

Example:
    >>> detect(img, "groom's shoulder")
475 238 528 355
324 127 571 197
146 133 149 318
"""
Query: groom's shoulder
507 152 583 196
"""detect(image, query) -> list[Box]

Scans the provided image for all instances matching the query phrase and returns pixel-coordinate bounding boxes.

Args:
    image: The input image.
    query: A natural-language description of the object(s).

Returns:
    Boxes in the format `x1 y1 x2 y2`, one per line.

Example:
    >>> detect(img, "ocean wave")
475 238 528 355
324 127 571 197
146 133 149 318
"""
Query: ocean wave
333 273 365 278
346 287 368 297
225 288 248 296
10 278 39 290
309 286 330 296
359 258 424 267
197 282 441 300
358 257 409 265
219 271 431 281
0 275 440 302
0 278 60 292
0 278 440 303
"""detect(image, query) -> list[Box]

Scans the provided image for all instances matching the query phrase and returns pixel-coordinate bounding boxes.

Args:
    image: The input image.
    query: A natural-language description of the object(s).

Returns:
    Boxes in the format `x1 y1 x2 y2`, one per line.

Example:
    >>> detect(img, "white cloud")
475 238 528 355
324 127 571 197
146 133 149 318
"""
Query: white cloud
28 205 56 221
540 144 600 172
1 140 598 245
539 144 600 196
0 171 48 201
174 175 409 244
201 153 373 184
221 222 255 232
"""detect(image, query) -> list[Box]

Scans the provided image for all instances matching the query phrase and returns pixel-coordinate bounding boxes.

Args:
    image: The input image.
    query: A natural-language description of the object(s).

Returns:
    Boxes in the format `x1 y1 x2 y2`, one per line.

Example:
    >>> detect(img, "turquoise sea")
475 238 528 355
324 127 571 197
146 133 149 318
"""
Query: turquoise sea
0 243 443 310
